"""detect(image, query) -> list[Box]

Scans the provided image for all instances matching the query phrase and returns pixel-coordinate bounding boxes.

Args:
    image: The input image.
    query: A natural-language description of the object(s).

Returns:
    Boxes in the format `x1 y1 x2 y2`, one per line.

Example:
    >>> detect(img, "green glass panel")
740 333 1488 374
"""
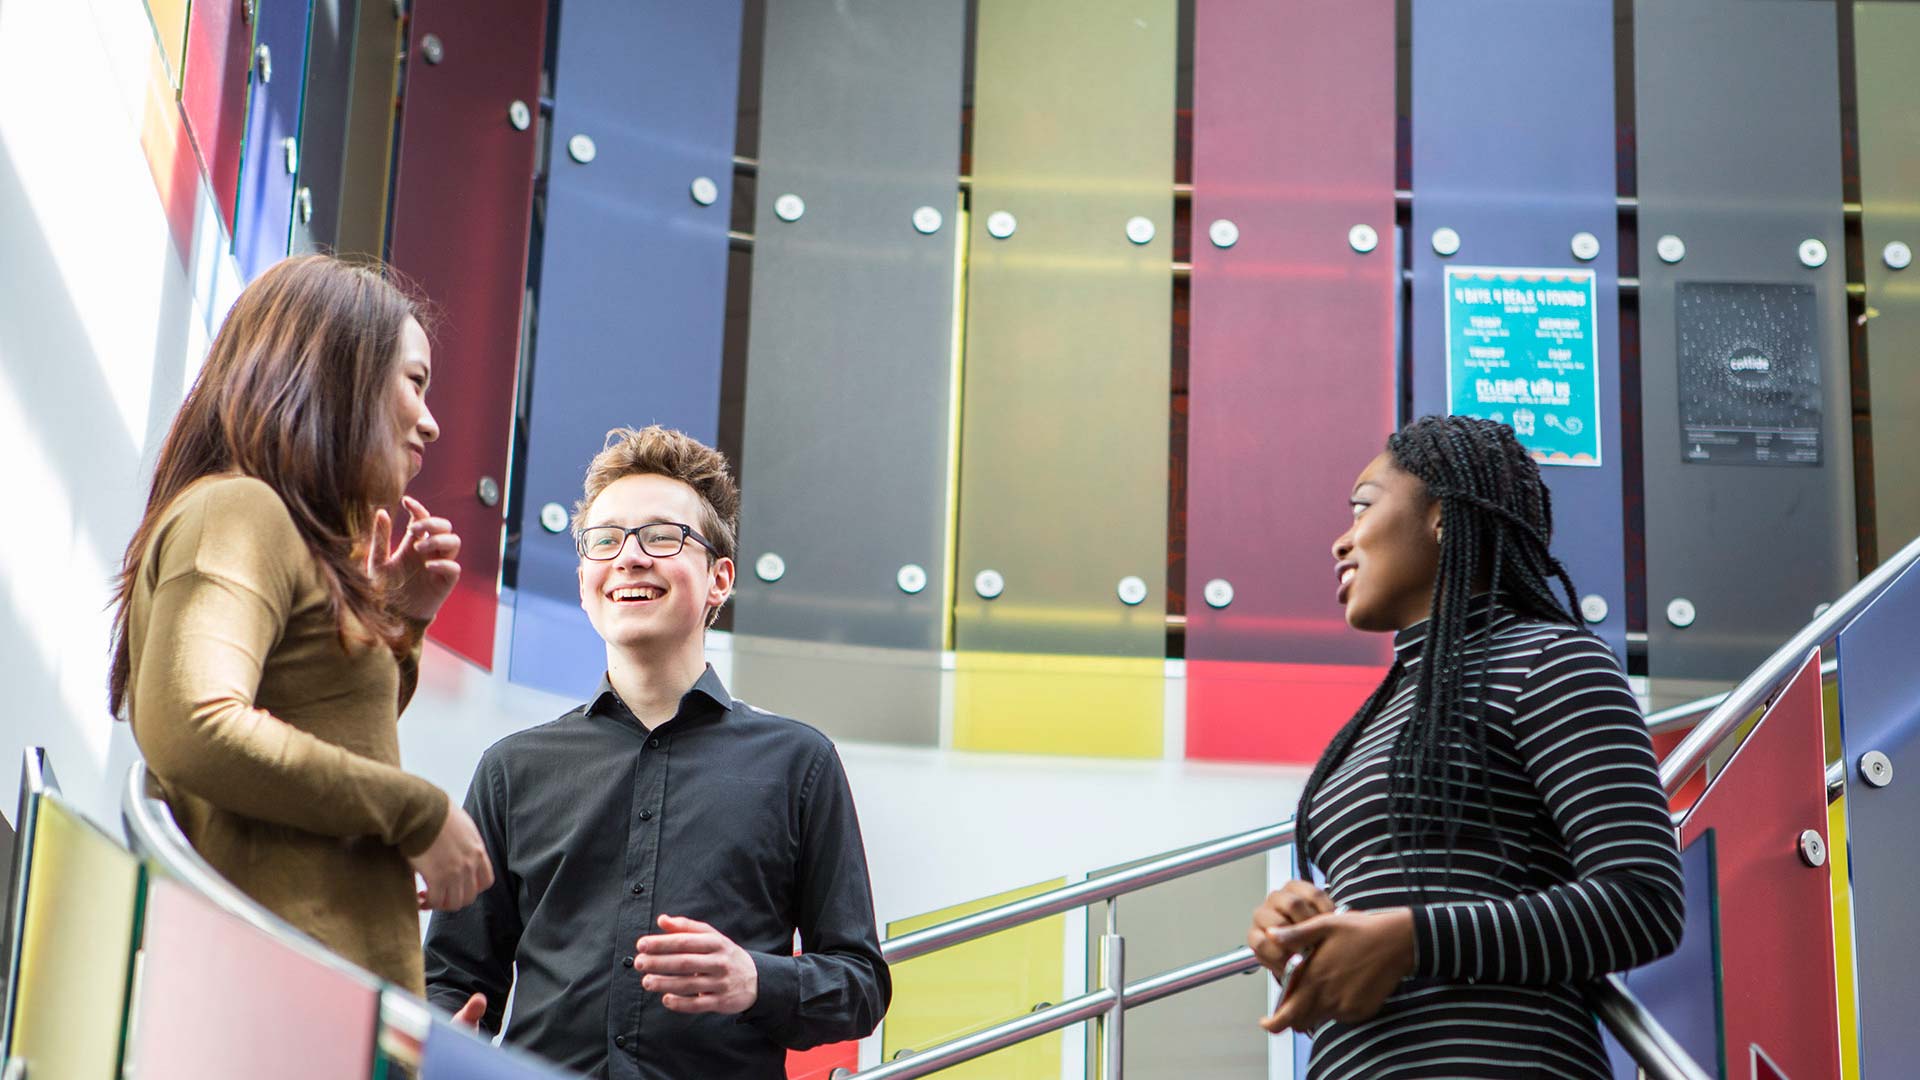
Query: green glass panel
1856 3 1920 556
955 0 1175 661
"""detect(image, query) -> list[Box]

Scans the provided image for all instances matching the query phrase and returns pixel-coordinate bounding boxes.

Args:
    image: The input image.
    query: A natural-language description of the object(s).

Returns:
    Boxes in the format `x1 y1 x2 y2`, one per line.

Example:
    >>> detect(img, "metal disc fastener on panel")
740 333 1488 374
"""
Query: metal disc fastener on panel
774 194 805 222
1202 578 1234 609
420 33 444 65
255 44 272 83
1430 227 1460 257
1580 594 1609 624
508 100 532 131
1125 216 1155 245
912 206 943 234
539 502 569 534
1116 576 1148 606
755 553 786 583
896 564 928 595
1656 234 1686 264
974 569 1005 600
986 211 1017 240
1208 219 1239 249
1797 830 1826 868
1859 750 1893 788
1349 223 1379 253
1665 597 1696 628
1883 241 1912 271
475 476 501 508
1570 231 1600 262
567 134 596 164
1798 238 1828 268
689 177 719 206
282 137 298 176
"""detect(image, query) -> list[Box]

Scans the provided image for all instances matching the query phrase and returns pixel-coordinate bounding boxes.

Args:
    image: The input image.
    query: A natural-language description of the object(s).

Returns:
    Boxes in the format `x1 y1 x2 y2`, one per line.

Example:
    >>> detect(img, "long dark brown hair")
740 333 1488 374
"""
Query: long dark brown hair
109 255 420 715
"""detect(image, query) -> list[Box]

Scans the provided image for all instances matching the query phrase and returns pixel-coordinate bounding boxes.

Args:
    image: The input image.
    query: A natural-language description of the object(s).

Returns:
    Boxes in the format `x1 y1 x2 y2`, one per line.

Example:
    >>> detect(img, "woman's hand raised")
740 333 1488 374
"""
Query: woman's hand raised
369 495 461 621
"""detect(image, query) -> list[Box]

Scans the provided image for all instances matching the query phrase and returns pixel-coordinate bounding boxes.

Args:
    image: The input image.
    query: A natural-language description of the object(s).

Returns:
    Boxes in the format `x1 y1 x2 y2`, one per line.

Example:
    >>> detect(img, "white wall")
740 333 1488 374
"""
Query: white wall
0 0 247 831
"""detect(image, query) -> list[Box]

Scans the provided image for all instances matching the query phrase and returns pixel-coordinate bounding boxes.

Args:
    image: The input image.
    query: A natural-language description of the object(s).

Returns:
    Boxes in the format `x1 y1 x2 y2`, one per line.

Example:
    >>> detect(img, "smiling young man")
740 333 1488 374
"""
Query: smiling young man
423 426 891 1079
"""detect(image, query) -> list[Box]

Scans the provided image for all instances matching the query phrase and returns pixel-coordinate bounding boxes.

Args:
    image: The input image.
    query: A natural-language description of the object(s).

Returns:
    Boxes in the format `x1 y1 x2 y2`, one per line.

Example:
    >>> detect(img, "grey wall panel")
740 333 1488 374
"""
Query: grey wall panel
288 0 352 254
728 0 963 741
1087 852 1269 1079
1634 0 1854 681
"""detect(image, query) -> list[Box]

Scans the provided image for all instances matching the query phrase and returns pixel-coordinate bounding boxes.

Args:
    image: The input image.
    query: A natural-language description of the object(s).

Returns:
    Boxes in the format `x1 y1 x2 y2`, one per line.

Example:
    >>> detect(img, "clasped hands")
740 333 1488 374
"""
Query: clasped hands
1247 880 1417 1034
452 914 759 1029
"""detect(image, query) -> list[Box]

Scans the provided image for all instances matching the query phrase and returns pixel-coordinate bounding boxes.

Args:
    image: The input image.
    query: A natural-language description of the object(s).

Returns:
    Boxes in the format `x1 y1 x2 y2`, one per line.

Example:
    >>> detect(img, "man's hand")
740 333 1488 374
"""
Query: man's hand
633 914 759 1015
1248 881 1335 973
368 495 461 622
1258 908 1416 1034
408 800 493 911
451 993 487 1029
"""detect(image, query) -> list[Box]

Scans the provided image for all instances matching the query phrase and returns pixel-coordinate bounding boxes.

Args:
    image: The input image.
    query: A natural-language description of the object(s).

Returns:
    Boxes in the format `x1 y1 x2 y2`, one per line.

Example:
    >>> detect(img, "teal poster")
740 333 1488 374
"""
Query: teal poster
1445 266 1602 467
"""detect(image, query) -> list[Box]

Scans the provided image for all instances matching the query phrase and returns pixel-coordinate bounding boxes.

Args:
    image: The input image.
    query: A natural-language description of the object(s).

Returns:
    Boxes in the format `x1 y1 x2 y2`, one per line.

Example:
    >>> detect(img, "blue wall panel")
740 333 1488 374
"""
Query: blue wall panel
1606 833 1722 1077
1836 559 1920 1077
234 0 314 280
509 2 743 697
1410 0 1625 659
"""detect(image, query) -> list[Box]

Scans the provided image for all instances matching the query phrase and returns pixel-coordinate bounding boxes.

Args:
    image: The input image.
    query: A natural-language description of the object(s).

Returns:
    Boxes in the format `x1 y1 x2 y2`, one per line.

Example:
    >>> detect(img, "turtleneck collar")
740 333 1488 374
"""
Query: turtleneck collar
1390 592 1506 663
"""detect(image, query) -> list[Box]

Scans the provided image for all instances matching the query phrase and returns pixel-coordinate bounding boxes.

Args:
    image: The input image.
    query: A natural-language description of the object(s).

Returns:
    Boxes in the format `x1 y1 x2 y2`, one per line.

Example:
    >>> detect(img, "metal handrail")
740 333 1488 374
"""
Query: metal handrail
854 948 1262 1080
882 821 1293 964
120 762 394 993
1588 976 1714 1080
1659 531 1920 794
1644 657 1837 735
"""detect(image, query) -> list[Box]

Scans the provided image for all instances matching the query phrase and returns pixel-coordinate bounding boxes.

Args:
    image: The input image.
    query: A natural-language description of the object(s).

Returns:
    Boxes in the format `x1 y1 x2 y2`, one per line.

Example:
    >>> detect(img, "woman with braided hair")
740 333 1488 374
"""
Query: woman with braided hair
1246 415 1684 1079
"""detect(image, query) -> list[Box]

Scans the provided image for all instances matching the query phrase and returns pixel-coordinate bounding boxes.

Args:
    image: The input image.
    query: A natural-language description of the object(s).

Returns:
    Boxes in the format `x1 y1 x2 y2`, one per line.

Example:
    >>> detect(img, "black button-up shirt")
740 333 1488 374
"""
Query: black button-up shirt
423 667 891 1079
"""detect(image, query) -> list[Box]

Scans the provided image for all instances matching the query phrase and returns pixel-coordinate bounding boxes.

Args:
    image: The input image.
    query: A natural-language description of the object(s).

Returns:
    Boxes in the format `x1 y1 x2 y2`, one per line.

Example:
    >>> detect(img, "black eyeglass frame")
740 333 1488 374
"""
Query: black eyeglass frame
574 522 720 561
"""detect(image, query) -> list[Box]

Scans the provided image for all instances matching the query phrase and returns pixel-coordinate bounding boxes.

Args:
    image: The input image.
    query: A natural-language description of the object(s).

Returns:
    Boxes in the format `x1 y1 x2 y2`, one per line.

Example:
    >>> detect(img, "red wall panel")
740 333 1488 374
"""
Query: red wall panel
1184 0 1398 762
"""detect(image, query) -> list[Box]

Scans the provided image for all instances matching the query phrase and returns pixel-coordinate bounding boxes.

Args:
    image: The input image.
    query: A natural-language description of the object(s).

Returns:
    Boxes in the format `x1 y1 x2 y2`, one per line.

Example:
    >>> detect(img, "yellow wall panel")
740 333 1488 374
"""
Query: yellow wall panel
953 653 1162 758
8 797 143 1080
884 878 1069 1079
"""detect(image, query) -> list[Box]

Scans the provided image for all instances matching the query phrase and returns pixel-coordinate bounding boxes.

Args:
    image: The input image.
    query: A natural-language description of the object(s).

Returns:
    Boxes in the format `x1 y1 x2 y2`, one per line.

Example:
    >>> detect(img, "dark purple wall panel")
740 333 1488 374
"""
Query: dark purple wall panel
386 0 549 668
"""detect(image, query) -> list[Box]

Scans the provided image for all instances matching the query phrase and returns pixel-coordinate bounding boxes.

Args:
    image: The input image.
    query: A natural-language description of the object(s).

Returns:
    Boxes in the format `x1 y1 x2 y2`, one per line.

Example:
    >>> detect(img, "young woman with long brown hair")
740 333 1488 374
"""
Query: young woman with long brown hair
109 254 492 993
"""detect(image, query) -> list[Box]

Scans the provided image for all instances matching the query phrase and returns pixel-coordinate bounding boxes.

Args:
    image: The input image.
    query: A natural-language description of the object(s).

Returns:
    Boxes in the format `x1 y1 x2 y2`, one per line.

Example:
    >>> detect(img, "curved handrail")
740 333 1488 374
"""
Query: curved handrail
1588 976 1714 1080
1660 530 1920 794
120 761 396 995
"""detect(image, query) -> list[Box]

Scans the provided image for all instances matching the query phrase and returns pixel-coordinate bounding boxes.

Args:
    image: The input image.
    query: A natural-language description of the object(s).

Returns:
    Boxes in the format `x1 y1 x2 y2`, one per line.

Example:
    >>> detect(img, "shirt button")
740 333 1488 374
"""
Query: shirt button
647 736 661 749
614 1035 627 1049
621 955 633 968
638 809 654 821
631 883 645 895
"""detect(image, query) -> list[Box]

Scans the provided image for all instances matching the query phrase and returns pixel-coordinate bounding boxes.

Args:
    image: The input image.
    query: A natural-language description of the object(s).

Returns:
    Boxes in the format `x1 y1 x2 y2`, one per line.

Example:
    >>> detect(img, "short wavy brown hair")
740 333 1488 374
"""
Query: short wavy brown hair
572 426 740 563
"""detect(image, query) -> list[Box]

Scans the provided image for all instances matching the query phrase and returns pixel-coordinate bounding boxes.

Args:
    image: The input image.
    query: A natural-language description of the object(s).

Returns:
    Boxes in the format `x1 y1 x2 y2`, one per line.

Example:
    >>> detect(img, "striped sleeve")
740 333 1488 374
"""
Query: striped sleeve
1409 632 1685 985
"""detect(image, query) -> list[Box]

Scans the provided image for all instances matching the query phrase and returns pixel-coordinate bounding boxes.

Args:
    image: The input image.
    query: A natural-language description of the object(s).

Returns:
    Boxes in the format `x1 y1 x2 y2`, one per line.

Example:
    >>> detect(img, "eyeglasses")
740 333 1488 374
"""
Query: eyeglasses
576 522 719 561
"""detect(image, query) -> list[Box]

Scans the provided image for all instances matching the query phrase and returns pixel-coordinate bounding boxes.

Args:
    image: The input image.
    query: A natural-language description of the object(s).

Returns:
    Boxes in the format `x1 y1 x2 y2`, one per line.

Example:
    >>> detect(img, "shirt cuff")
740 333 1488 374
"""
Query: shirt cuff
395 782 451 858
743 951 800 1030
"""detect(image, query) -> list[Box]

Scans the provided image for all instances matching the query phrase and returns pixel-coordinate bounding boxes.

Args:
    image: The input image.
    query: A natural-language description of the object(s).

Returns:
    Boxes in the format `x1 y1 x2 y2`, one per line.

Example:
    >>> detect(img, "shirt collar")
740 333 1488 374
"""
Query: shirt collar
1391 592 1504 663
586 665 735 729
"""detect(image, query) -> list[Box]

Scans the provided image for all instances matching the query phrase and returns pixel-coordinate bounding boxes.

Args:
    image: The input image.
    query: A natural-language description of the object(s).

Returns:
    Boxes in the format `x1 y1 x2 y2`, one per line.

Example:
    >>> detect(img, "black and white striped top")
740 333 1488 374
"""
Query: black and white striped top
1299 600 1685 1079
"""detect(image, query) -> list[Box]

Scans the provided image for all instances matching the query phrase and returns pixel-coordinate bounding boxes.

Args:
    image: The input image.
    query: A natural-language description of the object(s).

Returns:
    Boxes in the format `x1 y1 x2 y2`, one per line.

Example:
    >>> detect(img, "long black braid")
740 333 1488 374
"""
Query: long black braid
1294 416 1583 886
